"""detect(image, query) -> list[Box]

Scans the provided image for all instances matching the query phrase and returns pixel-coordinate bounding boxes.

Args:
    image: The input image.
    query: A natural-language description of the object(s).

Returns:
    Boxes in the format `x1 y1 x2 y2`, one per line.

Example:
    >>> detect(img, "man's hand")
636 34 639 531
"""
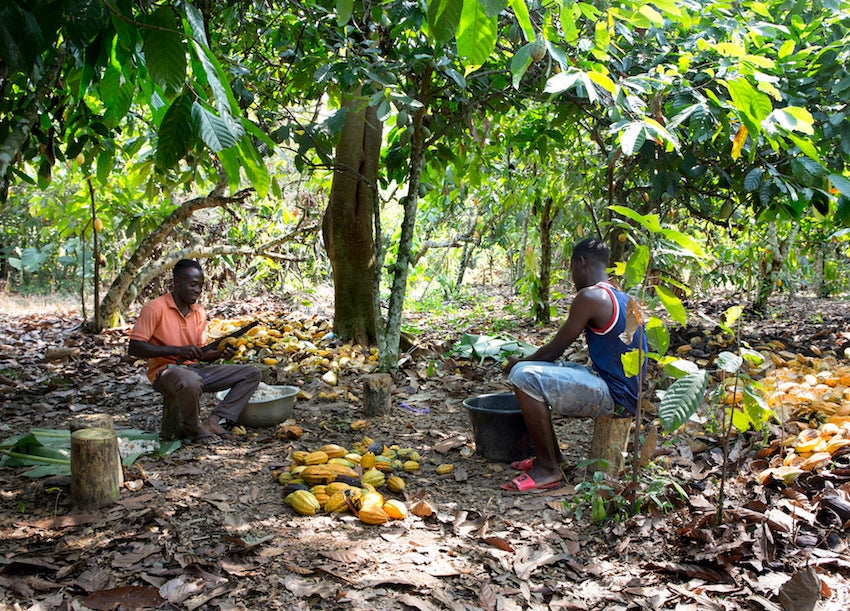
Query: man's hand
208 343 238 361
175 345 203 361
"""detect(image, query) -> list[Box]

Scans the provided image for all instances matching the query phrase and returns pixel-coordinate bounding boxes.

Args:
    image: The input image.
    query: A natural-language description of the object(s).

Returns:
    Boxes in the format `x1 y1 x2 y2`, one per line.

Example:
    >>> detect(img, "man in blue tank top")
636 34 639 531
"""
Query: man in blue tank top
501 237 646 492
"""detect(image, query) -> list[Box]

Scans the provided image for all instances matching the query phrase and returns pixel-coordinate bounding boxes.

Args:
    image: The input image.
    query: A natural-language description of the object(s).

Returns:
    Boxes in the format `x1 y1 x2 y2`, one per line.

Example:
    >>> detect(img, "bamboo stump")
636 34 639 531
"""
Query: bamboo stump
70 413 115 433
362 373 393 417
70 428 121 509
161 394 182 440
588 416 632 475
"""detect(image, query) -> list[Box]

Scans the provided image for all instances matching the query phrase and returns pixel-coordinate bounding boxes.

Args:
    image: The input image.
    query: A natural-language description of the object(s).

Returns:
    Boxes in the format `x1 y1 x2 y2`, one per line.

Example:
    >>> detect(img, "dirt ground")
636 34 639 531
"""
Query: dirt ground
0 288 849 610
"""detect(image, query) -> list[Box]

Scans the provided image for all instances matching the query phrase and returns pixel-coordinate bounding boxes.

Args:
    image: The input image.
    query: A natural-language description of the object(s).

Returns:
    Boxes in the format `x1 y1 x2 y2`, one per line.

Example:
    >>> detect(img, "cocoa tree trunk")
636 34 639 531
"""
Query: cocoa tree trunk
95 190 251 330
534 196 554 324
752 222 799 313
322 91 382 347
377 64 433 372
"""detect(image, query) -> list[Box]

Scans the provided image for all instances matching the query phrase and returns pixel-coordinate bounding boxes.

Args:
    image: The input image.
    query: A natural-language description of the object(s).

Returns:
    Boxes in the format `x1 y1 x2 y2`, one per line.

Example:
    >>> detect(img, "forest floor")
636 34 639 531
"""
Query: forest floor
0 286 849 611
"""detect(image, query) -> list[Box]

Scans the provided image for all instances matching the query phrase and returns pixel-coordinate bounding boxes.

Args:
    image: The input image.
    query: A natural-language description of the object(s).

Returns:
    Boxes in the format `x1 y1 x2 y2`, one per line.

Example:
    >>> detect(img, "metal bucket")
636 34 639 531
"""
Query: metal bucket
463 393 534 463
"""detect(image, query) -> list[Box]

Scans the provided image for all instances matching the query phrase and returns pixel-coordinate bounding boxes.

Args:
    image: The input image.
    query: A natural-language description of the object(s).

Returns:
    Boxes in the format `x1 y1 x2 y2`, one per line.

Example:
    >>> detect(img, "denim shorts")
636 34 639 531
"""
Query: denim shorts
507 361 617 418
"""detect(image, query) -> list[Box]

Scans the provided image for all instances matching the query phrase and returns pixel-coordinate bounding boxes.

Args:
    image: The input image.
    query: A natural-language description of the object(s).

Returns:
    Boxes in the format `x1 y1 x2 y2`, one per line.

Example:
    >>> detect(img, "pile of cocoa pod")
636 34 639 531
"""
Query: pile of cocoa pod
276 437 451 525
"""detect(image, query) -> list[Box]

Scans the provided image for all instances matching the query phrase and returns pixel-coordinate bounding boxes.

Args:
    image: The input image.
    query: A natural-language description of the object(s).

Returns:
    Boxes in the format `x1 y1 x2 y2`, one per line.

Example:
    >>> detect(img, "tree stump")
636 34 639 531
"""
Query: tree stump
70 428 121 509
70 413 115 433
161 394 182 440
588 416 632 475
70 413 122 488
362 373 393 417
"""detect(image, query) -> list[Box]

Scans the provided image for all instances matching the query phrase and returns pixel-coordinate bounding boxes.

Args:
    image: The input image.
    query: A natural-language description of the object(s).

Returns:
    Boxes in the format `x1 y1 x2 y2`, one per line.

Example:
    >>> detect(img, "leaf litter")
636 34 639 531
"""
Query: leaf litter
0 291 848 610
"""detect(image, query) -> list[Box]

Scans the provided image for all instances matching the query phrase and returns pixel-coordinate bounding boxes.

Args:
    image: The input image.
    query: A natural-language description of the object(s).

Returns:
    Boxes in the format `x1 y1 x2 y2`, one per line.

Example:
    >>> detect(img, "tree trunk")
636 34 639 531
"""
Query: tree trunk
753 222 799 312
814 243 827 297
378 65 433 371
362 373 393 416
95 190 251 330
70 428 122 509
534 196 554 324
322 92 382 347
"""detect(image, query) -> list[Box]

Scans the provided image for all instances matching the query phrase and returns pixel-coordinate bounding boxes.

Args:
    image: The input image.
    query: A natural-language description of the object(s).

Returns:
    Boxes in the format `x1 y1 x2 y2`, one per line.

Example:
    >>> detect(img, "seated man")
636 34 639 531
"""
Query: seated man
502 237 646 492
128 259 261 443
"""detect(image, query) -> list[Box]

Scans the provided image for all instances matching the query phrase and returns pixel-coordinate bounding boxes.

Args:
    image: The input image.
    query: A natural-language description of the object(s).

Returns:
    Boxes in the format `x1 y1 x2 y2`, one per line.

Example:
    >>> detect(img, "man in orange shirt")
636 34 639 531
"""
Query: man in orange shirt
129 259 261 443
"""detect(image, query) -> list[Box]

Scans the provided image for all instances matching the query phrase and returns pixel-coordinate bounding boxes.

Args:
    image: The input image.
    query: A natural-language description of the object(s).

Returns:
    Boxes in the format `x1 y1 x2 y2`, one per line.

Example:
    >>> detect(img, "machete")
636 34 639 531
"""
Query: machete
202 320 261 352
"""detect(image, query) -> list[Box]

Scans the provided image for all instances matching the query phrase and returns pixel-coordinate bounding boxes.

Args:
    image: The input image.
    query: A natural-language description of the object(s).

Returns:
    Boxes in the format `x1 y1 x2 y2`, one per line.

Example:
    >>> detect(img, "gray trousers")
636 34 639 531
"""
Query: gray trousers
154 364 262 438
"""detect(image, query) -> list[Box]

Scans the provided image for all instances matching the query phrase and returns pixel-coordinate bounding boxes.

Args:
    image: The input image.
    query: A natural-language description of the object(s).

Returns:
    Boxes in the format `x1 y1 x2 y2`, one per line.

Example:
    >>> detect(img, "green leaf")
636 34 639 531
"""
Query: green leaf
183 1 208 46
725 78 772 136
624 244 650 287
509 0 535 42
510 44 533 88
66 0 108 46
663 358 699 379
544 70 581 94
609 205 662 233
645 316 669 355
787 133 821 162
192 41 231 117
716 351 743 373
621 348 642 377
741 347 764 365
620 122 645 156
721 305 743 331
655 285 686 326
156 95 193 170
457 0 497 69
479 0 507 18
143 7 186 95
637 4 664 26
658 370 707 432
337 0 353 26
96 149 114 185
427 0 462 46
192 102 238 151
828 174 850 198
659 227 709 259
744 167 763 192
238 138 270 198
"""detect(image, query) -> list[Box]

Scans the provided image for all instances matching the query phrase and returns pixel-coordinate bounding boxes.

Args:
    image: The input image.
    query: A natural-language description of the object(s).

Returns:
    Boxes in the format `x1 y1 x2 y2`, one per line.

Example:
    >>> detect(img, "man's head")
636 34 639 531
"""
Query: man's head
172 259 204 306
571 238 609 289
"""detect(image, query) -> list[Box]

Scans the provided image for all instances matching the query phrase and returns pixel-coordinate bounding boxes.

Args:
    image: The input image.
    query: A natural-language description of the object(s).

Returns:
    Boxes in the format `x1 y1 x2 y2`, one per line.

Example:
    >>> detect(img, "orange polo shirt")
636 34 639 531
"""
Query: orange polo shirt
129 292 208 383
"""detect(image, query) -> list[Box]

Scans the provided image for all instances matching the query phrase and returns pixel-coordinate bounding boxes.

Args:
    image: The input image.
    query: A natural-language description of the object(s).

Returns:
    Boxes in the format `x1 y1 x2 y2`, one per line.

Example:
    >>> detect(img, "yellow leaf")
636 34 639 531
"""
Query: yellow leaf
731 124 748 160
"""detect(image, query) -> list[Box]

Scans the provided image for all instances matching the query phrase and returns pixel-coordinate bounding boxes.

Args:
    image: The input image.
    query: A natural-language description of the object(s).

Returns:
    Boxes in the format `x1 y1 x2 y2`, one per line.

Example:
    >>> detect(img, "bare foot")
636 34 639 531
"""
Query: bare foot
202 415 231 437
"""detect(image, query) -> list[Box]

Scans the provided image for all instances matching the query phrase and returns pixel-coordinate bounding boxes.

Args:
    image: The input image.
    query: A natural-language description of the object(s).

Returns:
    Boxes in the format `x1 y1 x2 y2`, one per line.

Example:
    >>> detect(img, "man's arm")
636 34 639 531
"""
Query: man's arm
504 288 610 372
128 339 236 363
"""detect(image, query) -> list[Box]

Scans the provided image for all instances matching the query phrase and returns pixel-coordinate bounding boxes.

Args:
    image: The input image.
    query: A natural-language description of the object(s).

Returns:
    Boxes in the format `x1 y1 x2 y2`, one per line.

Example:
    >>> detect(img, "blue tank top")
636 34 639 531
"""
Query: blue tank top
584 281 646 413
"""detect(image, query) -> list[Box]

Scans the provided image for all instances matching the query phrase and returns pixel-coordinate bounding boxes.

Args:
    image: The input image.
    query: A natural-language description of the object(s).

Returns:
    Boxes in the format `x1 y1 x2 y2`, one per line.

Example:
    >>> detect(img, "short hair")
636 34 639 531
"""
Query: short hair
173 259 202 279
572 238 608 266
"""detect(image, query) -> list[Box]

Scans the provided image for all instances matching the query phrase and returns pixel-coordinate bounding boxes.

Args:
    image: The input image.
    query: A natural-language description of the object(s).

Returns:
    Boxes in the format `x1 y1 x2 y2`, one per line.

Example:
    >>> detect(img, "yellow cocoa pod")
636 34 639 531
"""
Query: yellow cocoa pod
403 460 420 472
325 463 359 479
313 492 330 505
300 465 338 485
374 456 394 472
359 491 385 512
324 491 349 513
344 453 362 464
360 451 376 469
292 451 309 465
277 471 292 484
93 217 103 232
262 357 279 366
408 451 421 462
231 425 247 436
328 457 355 468
285 490 321 516
325 482 351 494
359 506 390 525
309 485 327 496
361 468 385 488
436 464 454 475
383 499 408 520
386 476 405 493
290 465 307 476
318 444 348 458
304 450 329 465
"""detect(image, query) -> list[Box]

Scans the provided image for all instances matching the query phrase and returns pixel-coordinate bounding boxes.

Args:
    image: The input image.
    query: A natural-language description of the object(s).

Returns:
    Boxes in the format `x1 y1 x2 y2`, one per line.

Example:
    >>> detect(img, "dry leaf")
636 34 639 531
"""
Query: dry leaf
778 567 820 611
